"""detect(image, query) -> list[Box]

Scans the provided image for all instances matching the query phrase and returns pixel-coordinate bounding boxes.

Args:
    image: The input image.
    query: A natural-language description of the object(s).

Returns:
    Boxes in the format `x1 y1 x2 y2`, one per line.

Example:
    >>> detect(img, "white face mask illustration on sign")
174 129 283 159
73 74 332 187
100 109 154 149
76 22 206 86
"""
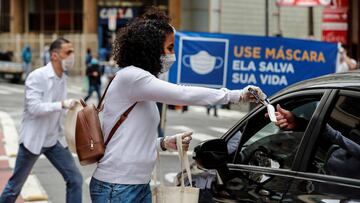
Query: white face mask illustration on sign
183 51 223 75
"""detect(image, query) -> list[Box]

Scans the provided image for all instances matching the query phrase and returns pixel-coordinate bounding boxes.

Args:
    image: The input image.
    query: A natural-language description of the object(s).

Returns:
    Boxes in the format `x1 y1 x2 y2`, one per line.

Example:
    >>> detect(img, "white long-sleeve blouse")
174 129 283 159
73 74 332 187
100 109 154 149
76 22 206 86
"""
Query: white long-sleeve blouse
93 66 241 184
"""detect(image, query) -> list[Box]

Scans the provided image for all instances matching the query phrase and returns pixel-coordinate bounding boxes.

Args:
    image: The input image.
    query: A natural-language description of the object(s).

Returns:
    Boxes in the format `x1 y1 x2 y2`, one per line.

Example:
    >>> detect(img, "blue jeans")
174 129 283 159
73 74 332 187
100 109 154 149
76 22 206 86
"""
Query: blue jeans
22 62 31 79
90 177 151 203
84 84 101 102
0 142 83 203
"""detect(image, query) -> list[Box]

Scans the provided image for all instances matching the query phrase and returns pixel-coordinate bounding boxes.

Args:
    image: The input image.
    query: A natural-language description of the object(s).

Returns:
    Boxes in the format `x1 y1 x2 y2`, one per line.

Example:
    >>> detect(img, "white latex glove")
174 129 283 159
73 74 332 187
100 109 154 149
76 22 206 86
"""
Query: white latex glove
163 131 193 151
239 85 266 103
62 99 77 109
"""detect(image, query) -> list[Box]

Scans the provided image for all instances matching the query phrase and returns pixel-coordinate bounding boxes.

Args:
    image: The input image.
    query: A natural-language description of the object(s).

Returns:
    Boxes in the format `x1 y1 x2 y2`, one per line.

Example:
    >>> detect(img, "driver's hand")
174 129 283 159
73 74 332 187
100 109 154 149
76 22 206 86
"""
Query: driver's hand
266 104 297 130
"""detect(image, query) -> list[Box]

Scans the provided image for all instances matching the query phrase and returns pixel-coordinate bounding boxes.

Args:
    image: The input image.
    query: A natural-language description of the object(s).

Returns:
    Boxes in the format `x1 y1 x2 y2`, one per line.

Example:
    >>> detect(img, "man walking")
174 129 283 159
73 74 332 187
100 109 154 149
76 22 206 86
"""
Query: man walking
0 38 83 203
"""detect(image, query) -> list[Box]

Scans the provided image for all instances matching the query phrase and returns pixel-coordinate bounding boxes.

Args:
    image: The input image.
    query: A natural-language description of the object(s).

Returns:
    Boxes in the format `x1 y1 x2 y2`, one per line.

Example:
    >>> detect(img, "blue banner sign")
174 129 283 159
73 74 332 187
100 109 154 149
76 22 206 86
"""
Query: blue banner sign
169 32 338 96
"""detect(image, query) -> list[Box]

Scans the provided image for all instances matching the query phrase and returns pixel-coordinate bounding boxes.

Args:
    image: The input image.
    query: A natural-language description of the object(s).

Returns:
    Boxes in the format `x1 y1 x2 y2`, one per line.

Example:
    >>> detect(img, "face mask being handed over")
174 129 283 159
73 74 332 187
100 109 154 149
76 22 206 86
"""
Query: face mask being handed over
160 54 176 73
58 53 75 72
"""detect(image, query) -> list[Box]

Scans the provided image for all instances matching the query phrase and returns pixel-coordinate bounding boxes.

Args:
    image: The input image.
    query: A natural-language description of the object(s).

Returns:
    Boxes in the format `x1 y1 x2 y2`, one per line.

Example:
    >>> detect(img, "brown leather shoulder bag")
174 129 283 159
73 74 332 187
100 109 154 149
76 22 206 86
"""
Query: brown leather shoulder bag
75 78 136 165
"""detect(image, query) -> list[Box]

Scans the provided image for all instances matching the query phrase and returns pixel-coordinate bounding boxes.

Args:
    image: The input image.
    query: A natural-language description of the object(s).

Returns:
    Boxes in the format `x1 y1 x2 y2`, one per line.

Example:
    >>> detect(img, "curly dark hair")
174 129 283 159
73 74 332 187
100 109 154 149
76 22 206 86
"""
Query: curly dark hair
112 7 174 76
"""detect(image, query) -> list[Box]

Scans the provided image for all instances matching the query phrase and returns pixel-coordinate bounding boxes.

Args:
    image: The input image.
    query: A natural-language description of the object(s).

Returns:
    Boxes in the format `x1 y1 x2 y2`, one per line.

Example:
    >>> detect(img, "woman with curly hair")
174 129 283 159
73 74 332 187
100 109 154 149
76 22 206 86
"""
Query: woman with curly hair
89 7 266 203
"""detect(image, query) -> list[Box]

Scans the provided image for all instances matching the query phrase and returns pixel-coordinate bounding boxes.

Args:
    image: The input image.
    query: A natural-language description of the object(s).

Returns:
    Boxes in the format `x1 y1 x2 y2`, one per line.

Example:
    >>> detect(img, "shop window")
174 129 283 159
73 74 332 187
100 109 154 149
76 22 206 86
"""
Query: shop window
43 0 55 11
74 13 83 31
58 12 72 31
0 0 10 32
28 0 83 33
59 0 71 10
44 13 56 31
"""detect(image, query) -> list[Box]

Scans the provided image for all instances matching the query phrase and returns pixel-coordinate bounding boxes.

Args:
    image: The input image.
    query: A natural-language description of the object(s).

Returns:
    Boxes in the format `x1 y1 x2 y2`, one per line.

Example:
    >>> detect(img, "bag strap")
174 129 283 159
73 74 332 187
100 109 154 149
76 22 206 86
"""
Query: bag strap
104 103 137 146
96 77 115 110
176 135 193 188
96 76 137 146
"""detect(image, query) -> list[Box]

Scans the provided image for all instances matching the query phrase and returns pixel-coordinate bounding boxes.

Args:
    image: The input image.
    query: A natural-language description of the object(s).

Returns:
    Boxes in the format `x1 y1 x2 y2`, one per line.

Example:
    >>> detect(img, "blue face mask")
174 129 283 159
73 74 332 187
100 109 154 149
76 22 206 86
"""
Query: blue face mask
160 54 176 73
91 58 99 65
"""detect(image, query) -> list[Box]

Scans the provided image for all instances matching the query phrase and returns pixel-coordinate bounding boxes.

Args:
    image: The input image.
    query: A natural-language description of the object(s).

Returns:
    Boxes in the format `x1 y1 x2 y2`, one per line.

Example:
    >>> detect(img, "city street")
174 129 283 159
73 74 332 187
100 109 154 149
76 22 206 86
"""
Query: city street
1 0 359 202
0 77 246 203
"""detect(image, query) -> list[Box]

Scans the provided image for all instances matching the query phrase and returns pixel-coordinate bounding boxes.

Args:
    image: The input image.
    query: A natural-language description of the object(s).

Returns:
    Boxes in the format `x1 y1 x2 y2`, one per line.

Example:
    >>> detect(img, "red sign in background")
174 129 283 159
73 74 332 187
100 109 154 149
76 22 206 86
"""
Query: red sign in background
321 0 348 44
276 0 331 6
276 0 349 44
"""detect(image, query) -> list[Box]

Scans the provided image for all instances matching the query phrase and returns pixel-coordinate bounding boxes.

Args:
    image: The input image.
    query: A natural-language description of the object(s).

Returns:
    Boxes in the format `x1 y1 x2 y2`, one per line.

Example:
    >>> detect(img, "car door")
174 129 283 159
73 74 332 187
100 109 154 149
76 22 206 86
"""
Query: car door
213 90 329 203
287 89 360 202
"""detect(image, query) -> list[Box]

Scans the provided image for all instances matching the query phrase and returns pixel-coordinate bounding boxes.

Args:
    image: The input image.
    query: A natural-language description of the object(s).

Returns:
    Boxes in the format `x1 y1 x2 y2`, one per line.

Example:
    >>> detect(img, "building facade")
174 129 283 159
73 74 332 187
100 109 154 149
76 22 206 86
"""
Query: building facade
181 0 359 62
0 0 180 75
0 0 358 75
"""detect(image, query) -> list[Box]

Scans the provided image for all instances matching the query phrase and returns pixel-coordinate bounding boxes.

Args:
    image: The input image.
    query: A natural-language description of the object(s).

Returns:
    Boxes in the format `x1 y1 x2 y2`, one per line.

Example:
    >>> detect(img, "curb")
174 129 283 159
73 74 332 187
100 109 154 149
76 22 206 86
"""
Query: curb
0 111 49 202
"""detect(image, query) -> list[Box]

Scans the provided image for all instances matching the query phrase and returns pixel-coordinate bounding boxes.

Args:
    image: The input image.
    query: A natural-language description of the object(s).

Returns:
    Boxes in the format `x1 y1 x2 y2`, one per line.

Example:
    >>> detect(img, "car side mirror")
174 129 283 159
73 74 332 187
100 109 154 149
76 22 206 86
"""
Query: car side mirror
193 139 228 169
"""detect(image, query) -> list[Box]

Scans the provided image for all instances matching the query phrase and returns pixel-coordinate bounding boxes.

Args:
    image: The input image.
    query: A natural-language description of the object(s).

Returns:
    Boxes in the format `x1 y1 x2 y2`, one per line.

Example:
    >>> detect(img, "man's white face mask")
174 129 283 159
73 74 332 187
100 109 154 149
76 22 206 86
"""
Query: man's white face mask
160 54 176 73
58 53 75 72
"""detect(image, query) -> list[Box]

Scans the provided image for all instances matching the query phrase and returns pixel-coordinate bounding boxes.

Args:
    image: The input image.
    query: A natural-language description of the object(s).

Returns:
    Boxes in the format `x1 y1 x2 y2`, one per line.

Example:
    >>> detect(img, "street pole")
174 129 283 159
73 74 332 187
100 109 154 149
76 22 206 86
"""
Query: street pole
277 5 282 36
265 0 269 36
308 6 314 37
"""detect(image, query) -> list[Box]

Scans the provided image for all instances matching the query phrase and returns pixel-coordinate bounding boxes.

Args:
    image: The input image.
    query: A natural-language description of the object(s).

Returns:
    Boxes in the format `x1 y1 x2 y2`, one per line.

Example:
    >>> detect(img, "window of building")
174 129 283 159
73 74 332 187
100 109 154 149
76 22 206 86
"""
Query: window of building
28 0 83 33
0 0 10 32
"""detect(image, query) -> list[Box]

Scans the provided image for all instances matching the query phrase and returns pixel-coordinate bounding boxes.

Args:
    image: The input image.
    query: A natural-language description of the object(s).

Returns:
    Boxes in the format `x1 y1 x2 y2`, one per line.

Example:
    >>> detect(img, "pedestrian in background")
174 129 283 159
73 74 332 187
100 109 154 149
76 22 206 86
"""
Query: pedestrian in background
206 105 218 117
41 45 51 65
99 47 109 62
0 38 83 203
99 47 108 76
89 7 266 203
336 45 358 73
103 56 119 82
84 57 102 103
21 44 32 79
85 48 92 68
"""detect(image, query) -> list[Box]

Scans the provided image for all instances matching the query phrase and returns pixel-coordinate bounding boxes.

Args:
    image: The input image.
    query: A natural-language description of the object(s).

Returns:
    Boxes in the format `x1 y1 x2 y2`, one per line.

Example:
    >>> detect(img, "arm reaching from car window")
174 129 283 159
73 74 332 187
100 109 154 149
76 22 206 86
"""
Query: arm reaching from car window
323 125 360 159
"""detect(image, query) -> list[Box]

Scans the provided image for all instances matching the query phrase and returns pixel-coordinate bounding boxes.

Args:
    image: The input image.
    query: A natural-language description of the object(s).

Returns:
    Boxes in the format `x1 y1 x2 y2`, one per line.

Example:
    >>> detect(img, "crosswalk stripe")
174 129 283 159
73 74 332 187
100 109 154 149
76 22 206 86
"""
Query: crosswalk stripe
0 84 84 95
167 125 193 132
209 127 228 134
0 85 24 93
67 85 84 94
192 133 216 141
0 89 11 94
167 125 220 142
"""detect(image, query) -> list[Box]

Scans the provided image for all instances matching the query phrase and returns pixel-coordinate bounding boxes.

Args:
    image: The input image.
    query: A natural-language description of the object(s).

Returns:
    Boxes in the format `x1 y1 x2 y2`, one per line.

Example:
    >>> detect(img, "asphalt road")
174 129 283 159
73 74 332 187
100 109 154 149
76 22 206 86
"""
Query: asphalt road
0 77 247 202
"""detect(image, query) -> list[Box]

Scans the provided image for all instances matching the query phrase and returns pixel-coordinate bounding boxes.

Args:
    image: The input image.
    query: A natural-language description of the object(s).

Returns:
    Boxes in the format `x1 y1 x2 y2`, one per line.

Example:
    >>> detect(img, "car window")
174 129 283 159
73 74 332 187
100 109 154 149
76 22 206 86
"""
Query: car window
230 97 321 170
246 101 319 148
306 93 360 180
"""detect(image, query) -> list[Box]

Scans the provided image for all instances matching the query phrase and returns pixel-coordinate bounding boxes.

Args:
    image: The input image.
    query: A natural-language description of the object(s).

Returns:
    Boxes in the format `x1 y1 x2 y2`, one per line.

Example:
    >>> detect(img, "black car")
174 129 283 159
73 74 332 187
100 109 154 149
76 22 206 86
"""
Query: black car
182 71 360 202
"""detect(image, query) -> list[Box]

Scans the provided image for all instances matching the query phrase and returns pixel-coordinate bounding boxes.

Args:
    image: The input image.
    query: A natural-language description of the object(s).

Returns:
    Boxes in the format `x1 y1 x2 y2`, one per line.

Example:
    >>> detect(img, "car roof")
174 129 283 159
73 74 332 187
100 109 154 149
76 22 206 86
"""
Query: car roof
273 70 360 97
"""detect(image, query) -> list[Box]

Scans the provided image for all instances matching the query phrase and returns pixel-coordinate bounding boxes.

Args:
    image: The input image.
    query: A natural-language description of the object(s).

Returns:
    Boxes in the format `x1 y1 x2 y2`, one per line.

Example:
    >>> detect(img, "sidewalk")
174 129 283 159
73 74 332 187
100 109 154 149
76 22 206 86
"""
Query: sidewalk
0 129 23 203
0 111 48 203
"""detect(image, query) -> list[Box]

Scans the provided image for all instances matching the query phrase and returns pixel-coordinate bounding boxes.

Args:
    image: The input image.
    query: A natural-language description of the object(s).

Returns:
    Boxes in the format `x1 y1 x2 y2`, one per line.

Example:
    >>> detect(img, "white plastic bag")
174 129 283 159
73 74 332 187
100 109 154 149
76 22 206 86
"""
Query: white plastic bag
152 136 199 203
64 101 83 153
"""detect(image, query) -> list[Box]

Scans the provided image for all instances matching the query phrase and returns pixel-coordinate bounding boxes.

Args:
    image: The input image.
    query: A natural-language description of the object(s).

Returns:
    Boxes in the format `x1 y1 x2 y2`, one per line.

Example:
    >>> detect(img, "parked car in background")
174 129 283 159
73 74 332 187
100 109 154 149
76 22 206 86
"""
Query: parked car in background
179 71 360 202
0 51 23 83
